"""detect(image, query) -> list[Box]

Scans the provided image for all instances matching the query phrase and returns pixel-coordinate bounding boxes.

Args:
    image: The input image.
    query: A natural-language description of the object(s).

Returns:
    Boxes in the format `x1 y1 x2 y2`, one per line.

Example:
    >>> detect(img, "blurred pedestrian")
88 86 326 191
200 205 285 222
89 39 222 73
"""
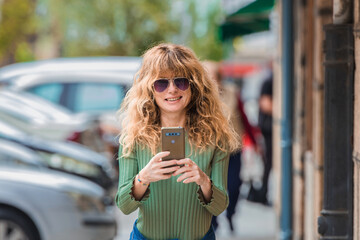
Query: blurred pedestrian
247 73 273 205
115 43 239 240
203 61 258 232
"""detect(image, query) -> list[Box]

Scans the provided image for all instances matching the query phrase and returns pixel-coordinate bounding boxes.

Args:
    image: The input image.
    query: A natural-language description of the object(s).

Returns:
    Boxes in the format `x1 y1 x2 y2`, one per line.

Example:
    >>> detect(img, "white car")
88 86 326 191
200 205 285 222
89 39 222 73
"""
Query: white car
0 57 142 174
0 90 105 152
0 119 115 190
0 138 46 169
0 167 117 240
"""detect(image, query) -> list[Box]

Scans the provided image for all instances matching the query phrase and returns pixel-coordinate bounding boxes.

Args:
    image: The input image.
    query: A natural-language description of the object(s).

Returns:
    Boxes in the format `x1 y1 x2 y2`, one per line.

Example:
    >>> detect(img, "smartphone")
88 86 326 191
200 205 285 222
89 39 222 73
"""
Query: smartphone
161 127 185 164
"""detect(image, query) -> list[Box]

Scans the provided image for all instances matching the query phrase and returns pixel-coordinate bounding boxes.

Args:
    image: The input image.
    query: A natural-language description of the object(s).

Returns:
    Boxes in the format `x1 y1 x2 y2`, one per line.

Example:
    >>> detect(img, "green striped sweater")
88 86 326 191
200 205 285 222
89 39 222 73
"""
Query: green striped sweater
115 138 229 240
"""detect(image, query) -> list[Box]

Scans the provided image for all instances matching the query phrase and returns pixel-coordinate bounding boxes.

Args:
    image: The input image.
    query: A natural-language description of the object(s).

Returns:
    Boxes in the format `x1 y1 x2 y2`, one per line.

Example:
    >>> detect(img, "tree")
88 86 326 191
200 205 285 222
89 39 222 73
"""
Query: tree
0 0 37 65
172 0 224 61
0 0 225 63
40 0 180 57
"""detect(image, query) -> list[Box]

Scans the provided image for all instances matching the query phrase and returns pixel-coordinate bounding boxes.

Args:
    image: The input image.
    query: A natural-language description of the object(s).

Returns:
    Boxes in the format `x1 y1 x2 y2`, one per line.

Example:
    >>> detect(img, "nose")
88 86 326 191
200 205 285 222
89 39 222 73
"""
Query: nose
167 80 178 92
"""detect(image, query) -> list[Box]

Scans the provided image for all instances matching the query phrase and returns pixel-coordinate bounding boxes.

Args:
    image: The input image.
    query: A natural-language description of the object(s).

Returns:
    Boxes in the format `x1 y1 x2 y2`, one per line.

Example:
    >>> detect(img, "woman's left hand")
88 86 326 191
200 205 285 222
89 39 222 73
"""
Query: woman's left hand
172 158 210 187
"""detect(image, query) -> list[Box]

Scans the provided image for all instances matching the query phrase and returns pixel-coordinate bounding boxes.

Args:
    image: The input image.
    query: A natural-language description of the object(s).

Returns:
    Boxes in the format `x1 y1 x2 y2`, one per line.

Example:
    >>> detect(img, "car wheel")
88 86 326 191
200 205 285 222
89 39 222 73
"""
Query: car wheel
0 208 40 240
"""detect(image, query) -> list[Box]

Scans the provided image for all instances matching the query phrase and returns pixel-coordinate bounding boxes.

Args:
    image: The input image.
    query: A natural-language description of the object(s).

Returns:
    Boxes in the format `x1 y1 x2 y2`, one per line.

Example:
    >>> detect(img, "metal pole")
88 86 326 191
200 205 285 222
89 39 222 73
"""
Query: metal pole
280 0 293 239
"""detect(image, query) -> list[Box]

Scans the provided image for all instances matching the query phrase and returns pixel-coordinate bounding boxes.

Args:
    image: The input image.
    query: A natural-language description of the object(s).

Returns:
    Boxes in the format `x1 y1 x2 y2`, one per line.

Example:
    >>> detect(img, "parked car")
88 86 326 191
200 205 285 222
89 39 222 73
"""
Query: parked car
0 58 140 116
0 56 141 87
0 167 117 240
0 138 46 169
0 57 141 174
0 119 115 190
0 90 106 152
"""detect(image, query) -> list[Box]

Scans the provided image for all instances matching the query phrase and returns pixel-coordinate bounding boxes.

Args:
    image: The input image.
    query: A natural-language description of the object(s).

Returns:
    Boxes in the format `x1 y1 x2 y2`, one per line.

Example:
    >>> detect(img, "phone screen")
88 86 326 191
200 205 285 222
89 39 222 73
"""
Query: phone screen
161 127 185 161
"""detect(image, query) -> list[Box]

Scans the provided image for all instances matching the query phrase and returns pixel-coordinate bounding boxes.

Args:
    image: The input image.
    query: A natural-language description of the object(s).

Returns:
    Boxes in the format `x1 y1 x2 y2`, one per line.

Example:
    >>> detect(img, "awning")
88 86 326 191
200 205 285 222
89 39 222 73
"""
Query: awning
219 0 275 41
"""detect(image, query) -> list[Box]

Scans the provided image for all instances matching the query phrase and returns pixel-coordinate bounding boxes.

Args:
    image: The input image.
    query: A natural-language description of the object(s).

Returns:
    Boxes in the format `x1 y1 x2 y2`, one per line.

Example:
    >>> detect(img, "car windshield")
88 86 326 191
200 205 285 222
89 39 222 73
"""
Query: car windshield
28 83 64 104
74 83 125 113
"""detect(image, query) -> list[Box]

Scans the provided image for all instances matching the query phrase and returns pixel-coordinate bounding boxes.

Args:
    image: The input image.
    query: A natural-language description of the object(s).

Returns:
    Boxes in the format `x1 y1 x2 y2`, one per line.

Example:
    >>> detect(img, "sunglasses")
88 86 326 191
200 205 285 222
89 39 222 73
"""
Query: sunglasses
153 77 190 93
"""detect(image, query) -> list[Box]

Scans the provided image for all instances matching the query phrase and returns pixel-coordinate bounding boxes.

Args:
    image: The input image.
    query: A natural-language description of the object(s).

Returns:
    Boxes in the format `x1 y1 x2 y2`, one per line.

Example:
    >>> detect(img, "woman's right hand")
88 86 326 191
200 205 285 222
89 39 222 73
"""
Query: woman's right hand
139 151 180 184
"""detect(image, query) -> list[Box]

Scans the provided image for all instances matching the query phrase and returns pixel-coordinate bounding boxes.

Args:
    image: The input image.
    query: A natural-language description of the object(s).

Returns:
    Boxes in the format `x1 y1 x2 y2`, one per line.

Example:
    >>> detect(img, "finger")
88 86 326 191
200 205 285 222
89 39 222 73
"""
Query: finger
172 165 191 176
158 173 173 180
176 158 194 166
153 151 170 162
159 165 180 174
182 176 198 184
158 160 178 168
177 172 193 182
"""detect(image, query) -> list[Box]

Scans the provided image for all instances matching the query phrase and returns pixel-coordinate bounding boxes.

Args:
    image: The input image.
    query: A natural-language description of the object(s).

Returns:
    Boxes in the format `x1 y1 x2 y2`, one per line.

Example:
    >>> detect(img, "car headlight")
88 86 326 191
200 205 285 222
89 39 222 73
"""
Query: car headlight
67 192 105 213
37 152 101 177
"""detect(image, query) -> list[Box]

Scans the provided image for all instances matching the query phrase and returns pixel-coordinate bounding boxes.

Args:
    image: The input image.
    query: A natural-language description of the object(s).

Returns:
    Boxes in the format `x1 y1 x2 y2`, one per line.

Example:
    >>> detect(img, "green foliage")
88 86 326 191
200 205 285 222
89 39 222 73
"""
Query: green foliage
52 0 180 56
15 42 35 62
0 0 225 63
185 0 224 61
0 0 36 64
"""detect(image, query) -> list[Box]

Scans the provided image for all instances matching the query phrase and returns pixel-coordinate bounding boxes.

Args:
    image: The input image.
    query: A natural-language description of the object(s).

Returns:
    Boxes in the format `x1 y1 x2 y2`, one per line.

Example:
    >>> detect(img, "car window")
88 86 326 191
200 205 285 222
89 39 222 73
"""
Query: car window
74 83 124 113
28 83 64 104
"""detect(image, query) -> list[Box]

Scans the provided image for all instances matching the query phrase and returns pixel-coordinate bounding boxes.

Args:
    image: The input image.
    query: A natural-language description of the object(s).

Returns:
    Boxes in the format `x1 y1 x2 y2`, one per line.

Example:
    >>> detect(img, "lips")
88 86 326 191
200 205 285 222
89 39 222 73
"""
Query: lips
165 96 182 101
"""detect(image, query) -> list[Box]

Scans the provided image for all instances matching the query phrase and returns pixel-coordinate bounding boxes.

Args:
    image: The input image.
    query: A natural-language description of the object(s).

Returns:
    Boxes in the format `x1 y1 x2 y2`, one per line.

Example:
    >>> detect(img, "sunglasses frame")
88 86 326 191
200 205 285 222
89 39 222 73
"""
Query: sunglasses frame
153 77 190 93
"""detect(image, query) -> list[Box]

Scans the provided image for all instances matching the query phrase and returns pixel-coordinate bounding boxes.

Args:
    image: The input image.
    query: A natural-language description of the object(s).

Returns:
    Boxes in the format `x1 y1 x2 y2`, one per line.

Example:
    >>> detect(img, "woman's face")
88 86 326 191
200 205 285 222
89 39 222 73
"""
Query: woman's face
153 71 191 117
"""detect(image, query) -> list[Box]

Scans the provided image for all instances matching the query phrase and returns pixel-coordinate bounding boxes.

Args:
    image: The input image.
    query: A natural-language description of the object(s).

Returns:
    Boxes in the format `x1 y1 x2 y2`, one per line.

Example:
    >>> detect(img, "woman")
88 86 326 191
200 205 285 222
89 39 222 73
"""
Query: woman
115 43 239 240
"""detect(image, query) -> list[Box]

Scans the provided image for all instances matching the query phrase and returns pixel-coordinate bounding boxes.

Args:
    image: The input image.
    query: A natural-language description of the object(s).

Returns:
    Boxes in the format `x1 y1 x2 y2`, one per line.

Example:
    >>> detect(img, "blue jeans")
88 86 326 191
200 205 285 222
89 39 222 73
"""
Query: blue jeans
129 220 216 240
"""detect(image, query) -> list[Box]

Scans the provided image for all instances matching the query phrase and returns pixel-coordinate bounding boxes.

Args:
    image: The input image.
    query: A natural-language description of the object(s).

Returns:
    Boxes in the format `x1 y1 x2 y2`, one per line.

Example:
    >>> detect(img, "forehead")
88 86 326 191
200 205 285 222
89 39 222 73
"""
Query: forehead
153 62 188 79
157 70 175 79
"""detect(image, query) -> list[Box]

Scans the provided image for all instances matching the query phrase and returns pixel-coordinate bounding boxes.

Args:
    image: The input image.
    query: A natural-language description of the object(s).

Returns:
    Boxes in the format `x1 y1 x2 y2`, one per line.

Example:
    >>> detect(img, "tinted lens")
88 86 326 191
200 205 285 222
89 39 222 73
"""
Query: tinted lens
174 78 189 91
153 79 169 92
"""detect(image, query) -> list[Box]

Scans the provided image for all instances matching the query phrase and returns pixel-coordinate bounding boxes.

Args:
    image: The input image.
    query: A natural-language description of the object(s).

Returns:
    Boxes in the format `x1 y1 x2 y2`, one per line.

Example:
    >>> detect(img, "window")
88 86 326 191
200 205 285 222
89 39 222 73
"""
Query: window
74 83 124 113
28 83 64 104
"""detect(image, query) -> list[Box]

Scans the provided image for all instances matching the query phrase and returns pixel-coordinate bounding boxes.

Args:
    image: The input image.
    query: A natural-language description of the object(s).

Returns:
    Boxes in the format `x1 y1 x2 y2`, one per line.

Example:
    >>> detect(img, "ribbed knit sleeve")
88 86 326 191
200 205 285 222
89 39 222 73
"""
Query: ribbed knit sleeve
115 144 150 215
196 148 230 216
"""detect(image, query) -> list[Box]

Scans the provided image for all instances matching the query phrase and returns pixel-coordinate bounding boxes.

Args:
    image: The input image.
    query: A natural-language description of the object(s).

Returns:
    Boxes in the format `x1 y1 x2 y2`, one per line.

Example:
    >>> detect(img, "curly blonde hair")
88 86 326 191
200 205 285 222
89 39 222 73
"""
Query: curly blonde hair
118 43 240 157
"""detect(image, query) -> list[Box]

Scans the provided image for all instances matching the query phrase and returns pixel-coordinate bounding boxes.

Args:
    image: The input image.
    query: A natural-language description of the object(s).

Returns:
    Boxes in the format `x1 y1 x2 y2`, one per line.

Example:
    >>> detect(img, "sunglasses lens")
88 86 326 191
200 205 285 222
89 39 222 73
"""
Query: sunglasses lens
153 79 169 92
174 78 189 91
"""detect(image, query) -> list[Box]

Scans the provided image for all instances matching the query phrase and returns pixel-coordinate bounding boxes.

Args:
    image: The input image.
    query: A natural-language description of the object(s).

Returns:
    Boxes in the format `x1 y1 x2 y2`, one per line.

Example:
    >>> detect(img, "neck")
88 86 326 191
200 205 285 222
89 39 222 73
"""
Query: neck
160 112 187 128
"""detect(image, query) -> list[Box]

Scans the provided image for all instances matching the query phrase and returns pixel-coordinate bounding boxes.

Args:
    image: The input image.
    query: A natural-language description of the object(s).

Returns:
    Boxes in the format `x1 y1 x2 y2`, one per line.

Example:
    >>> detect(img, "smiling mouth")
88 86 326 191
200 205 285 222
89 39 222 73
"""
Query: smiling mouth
166 96 182 101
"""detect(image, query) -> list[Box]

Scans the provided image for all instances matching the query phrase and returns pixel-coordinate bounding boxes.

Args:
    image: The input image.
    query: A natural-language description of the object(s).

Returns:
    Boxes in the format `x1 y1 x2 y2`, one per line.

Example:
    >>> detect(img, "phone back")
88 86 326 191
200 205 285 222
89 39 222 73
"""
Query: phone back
161 127 185 160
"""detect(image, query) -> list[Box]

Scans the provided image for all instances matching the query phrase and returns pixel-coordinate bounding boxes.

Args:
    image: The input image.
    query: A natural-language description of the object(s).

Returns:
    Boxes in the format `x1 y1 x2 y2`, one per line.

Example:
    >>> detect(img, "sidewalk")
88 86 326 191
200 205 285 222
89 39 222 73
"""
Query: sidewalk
114 198 277 240
214 199 277 240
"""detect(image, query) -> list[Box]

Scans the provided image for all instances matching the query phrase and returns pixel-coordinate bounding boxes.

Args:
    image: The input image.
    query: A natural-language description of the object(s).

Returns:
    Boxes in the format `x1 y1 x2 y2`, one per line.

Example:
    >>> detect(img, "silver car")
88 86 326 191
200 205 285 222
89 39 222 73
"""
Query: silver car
0 57 141 85
0 57 141 174
0 58 140 113
0 167 117 240
0 138 46 169
0 119 115 190
0 90 105 152
0 58 141 136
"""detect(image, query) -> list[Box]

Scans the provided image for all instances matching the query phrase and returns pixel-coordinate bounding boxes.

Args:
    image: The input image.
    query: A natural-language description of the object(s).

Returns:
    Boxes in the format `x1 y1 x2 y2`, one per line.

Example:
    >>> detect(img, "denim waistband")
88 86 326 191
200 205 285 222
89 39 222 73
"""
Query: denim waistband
129 220 215 240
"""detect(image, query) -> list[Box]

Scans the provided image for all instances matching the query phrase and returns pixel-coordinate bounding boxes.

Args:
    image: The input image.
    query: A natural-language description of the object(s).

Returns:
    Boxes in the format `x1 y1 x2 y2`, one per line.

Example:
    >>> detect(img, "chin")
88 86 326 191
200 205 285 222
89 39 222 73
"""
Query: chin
162 106 185 114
